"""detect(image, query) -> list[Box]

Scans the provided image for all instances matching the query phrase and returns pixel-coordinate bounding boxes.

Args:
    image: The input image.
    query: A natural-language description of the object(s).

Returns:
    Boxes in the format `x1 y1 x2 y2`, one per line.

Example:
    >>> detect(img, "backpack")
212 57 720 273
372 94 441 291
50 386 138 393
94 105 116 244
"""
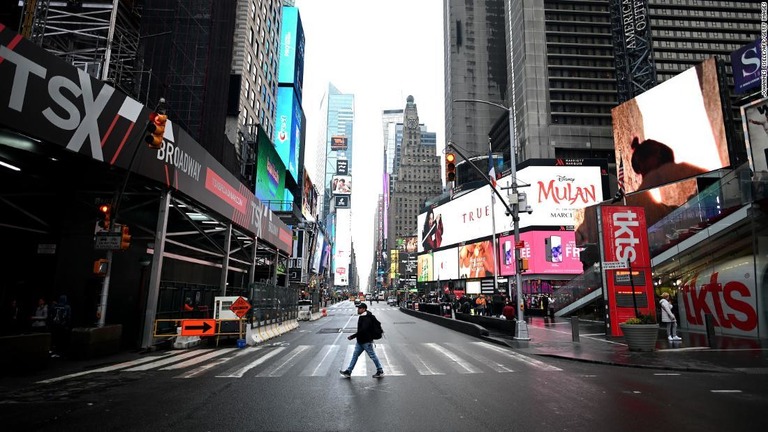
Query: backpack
370 314 384 340
52 305 70 327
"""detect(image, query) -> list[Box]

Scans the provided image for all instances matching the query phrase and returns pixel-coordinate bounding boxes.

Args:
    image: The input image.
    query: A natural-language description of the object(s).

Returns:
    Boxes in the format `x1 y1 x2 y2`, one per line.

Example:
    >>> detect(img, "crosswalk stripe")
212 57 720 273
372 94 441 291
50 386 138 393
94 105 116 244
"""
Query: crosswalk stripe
124 349 213 372
402 344 444 375
473 342 563 371
216 347 285 378
426 343 482 374
344 344 368 376
175 347 257 379
301 344 340 376
35 351 184 384
446 342 514 373
377 343 405 376
160 348 237 370
257 345 311 377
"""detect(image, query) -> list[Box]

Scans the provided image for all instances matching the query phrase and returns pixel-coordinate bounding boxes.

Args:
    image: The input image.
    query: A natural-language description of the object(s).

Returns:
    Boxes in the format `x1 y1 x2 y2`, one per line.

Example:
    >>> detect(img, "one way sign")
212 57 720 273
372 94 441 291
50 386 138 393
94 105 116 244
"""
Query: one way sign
181 319 217 336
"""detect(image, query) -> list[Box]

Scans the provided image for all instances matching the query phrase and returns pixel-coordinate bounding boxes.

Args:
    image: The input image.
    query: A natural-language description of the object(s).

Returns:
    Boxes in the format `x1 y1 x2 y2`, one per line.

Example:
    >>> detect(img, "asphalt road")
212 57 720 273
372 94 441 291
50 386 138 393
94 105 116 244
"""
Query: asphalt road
2 301 767 432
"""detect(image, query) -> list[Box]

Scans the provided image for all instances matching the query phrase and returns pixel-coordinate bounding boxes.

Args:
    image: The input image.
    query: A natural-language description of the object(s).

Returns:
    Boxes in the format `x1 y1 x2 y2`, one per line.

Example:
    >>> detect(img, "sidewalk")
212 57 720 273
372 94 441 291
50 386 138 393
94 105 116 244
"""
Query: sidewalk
481 316 768 374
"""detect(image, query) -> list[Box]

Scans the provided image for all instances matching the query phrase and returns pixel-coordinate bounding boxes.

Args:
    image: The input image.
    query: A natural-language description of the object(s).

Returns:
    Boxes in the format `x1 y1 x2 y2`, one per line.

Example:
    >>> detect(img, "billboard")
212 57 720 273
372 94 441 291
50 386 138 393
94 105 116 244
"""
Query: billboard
730 39 761 94
609 0 657 103
458 239 496 279
612 58 731 195
396 236 418 253
277 7 305 99
741 96 768 173
498 231 583 276
311 231 324 272
336 159 349 175
254 133 286 203
331 175 352 195
417 163 603 252
334 195 350 208
331 136 348 151
301 169 317 221
417 253 433 282
433 247 459 281
333 209 351 286
599 206 655 337
274 87 302 182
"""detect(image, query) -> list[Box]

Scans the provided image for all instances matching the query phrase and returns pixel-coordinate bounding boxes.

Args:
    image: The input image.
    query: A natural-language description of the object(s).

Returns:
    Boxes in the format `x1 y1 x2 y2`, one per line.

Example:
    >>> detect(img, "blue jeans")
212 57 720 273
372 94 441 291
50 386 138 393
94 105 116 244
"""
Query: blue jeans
346 342 383 372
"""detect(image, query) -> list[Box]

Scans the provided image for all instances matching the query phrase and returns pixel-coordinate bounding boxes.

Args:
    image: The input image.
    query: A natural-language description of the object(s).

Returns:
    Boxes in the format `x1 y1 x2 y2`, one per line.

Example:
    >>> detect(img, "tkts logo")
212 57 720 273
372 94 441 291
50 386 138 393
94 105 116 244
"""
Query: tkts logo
601 206 650 268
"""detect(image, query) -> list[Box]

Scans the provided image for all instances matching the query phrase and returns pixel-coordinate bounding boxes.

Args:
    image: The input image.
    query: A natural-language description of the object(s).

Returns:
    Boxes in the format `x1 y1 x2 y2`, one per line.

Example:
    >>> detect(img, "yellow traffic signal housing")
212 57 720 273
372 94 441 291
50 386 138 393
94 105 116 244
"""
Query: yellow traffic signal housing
519 258 529 272
445 152 456 182
145 112 167 149
98 203 111 230
93 259 108 275
120 225 131 250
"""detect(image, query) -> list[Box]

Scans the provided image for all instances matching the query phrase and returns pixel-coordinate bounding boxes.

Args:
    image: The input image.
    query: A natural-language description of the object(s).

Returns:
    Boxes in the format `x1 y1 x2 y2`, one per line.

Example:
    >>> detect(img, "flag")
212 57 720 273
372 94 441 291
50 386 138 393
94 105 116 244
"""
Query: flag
617 156 625 194
488 151 497 188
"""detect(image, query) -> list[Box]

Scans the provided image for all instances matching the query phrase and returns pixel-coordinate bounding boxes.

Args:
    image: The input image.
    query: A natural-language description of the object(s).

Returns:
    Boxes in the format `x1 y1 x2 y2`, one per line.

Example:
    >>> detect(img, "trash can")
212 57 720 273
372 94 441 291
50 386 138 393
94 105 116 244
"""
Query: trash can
298 300 312 321
440 303 451 318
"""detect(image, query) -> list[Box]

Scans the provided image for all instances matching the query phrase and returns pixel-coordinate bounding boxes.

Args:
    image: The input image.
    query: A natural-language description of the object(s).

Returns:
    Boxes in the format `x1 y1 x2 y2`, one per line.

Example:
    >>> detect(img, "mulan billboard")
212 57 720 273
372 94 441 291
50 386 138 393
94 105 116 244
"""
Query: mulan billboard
274 86 302 184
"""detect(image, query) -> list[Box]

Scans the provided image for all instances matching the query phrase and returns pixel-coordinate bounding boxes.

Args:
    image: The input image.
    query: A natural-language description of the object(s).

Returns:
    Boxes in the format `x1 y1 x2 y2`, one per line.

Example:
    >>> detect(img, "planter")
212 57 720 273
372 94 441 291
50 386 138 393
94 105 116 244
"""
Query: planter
619 323 658 352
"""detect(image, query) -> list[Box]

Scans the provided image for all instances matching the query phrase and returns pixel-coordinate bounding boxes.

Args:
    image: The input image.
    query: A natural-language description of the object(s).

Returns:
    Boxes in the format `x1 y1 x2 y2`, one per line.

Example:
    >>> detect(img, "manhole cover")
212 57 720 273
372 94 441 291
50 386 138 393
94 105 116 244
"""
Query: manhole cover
393 322 416 325
318 328 341 334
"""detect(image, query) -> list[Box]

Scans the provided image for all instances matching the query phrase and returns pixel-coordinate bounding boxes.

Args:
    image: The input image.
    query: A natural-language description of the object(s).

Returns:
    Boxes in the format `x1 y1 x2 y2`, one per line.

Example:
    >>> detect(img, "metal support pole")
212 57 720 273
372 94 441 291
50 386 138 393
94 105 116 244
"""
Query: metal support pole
220 222 232 296
101 0 120 81
489 139 499 296
96 249 113 327
141 189 171 349
249 237 259 284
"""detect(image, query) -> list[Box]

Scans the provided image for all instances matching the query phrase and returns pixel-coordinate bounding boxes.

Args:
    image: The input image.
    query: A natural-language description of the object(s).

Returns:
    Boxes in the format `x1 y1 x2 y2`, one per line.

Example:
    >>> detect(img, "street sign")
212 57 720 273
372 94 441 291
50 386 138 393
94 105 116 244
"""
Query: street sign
94 233 122 250
180 319 217 336
603 261 628 270
229 296 251 318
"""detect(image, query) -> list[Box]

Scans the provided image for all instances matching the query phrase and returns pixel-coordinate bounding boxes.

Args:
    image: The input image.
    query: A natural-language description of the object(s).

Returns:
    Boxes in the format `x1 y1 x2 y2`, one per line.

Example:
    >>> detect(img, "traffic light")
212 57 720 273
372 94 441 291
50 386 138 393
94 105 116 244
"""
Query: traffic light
98 203 111 230
120 225 131 250
145 112 167 149
445 152 456 182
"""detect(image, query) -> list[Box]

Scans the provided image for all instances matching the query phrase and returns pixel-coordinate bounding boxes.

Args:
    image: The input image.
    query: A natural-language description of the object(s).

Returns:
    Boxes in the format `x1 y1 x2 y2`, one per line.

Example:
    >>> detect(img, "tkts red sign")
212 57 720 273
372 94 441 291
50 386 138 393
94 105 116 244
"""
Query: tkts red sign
601 206 650 268
600 206 655 336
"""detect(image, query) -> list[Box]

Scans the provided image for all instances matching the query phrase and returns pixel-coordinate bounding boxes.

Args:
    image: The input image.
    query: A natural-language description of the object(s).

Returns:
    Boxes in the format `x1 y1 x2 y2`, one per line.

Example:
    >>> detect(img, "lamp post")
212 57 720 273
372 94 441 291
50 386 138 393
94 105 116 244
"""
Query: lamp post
453 98 529 340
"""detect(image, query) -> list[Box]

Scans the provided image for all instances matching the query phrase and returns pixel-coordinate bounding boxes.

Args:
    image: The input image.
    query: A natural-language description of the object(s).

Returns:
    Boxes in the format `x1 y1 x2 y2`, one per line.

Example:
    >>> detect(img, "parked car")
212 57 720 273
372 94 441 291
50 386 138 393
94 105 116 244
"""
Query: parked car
387 297 397 306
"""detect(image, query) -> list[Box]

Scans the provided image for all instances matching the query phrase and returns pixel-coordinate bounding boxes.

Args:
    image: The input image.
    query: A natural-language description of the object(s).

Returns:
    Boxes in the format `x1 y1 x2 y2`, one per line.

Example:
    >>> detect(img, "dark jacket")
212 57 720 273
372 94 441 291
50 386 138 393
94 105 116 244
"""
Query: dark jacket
351 311 380 344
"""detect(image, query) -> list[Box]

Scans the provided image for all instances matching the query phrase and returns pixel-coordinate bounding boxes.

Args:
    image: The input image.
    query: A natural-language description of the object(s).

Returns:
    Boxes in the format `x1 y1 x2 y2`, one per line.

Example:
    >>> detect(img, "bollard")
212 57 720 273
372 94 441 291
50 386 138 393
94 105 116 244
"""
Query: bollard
571 316 580 342
704 313 716 348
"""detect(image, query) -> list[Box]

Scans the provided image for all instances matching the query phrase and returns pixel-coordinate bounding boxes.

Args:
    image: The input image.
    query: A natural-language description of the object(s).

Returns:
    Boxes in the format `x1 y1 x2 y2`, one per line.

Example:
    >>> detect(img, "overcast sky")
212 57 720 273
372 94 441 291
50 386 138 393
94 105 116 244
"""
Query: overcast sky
296 0 445 286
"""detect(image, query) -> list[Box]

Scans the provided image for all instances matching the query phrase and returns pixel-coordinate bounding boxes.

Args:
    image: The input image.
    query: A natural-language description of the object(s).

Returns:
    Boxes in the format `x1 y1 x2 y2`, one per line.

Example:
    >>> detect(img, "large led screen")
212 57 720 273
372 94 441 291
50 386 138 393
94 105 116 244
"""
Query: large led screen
331 175 352 195
301 170 317 221
254 134 286 203
612 57 731 194
277 7 305 98
311 231 324 272
432 248 459 281
458 239 496 279
498 231 583 276
418 163 603 252
274 87 302 182
741 96 768 173
417 253 433 282
333 209 351 286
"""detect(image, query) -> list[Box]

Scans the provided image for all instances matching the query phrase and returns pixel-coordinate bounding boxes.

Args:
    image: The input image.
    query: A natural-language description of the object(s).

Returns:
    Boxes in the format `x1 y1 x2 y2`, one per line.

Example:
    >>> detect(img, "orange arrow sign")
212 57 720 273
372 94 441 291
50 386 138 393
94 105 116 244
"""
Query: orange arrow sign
230 296 251 318
181 319 217 336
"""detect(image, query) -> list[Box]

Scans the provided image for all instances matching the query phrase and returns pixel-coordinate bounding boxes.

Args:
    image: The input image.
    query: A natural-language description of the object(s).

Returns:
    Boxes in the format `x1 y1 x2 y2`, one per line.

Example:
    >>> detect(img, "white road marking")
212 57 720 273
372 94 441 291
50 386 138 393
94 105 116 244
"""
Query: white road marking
377 343 405 376
216 347 285 378
446 342 514 373
124 349 213 372
654 373 681 376
426 343 481 374
176 347 256 379
160 348 237 370
710 390 742 393
301 344 340 376
402 344 444 375
258 345 311 377
36 351 184 384
474 341 563 371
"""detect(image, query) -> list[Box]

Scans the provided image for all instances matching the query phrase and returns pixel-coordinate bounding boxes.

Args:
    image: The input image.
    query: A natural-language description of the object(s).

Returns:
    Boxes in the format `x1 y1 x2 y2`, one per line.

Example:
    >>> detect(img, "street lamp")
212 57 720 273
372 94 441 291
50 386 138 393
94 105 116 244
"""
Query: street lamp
453 98 530 340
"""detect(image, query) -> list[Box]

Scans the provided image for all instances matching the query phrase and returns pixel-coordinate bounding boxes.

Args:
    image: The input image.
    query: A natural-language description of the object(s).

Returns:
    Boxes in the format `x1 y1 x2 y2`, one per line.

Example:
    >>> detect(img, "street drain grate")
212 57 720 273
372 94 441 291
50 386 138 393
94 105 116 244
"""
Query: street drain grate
393 322 416 325
318 328 341 334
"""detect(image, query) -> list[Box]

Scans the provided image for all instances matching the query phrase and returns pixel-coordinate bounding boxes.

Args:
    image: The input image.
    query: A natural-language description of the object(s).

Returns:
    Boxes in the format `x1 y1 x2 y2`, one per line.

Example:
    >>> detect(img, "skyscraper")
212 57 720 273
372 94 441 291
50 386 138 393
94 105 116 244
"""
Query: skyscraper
387 96 443 252
319 84 355 221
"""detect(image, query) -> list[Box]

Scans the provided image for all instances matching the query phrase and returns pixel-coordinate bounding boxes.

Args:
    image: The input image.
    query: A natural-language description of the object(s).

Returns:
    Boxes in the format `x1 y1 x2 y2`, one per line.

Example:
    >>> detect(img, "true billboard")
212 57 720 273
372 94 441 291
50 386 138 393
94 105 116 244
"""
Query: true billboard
254 132 286 203
612 57 731 195
417 163 604 252
274 87 302 182
277 7 305 99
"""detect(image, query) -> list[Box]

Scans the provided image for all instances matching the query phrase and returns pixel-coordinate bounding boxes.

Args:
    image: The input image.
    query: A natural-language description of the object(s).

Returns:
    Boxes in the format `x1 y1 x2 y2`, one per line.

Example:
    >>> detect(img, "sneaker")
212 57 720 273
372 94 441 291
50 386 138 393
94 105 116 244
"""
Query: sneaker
672 336 682 341
339 370 351 378
372 370 384 378
668 336 674 341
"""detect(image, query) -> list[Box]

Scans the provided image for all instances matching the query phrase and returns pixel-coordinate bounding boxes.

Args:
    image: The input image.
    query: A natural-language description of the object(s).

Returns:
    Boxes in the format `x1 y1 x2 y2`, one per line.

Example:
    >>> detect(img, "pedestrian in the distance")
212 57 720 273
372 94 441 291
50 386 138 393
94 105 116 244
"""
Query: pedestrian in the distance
340 302 384 378
660 293 681 341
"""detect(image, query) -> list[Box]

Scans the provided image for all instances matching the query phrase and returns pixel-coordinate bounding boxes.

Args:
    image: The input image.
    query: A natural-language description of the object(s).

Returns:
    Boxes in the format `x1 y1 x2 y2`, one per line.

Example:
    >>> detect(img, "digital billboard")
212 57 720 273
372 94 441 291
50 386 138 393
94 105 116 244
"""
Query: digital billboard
336 159 348 175
277 7 305 99
433 248 459 281
396 236 418 253
458 239 496 279
741 96 768 173
311 231 324 272
333 209 351 286
612 57 731 195
498 231 583 276
331 175 352 195
730 39 761 94
417 253 433 282
301 169 317 221
417 163 603 252
274 87 302 182
331 136 348 151
254 134 286 203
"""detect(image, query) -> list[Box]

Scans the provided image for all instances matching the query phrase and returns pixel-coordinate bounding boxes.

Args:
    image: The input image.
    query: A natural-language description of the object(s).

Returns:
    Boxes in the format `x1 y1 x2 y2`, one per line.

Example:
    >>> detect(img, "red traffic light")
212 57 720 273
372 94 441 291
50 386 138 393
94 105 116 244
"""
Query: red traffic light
145 112 167 149
120 225 131 250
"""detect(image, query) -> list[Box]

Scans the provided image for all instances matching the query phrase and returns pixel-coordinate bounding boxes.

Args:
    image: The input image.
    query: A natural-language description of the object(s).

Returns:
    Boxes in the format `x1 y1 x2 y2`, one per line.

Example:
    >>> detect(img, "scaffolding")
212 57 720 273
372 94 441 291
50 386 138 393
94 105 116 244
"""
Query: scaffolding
18 0 142 98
